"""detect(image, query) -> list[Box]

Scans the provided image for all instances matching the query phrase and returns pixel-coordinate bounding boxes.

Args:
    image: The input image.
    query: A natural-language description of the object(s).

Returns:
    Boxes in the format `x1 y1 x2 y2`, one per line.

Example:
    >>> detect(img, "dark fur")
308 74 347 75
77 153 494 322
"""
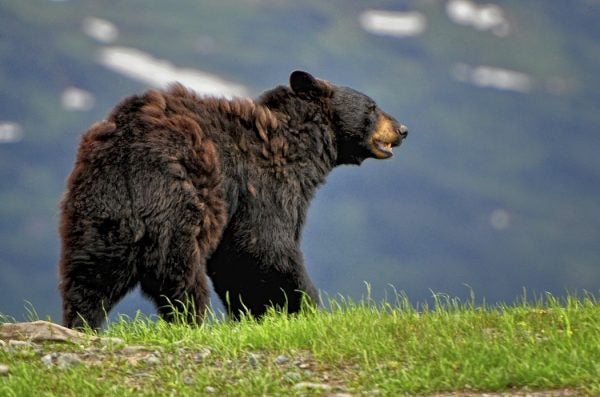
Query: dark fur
59 71 407 328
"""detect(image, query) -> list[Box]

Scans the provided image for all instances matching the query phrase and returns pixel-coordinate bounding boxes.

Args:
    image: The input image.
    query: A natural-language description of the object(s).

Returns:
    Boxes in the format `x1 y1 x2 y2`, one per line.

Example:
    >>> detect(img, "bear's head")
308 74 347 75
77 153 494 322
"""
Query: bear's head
290 70 408 165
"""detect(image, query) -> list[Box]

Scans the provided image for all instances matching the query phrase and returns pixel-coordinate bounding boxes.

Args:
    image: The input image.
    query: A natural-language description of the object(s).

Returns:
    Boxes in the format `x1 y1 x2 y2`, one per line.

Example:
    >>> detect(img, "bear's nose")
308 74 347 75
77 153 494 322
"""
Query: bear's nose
398 124 408 138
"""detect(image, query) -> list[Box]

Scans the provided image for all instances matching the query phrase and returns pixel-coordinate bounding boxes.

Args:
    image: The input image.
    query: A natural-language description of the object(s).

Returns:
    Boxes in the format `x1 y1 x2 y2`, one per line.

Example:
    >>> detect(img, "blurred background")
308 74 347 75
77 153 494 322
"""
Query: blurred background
1 0 599 321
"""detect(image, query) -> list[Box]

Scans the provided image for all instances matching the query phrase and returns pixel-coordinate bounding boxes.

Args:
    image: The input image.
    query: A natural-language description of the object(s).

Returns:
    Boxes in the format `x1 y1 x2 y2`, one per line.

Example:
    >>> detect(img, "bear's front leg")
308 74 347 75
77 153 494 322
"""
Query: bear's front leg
207 231 319 319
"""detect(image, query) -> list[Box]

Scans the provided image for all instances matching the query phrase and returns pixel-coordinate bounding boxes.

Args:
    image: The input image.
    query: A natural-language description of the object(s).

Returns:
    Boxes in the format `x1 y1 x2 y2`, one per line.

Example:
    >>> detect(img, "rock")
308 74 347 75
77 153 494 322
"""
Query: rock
0 364 9 376
56 353 82 369
182 375 195 385
247 353 260 368
0 320 117 346
274 355 289 365
8 340 31 349
41 353 56 367
143 353 161 366
283 371 302 383
41 352 82 369
121 345 151 355
293 382 332 391
2 321 87 344
193 348 211 363
205 386 216 393
98 337 125 347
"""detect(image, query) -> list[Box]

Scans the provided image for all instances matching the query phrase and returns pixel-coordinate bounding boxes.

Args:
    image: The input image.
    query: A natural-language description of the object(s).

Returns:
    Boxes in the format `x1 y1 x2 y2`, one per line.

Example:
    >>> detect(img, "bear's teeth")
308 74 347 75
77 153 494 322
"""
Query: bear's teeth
376 141 393 153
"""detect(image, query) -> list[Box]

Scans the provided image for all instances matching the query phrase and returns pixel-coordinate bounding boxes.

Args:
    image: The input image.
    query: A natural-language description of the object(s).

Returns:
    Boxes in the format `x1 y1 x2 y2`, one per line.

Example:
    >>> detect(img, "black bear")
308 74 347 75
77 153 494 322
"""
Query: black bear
59 71 408 329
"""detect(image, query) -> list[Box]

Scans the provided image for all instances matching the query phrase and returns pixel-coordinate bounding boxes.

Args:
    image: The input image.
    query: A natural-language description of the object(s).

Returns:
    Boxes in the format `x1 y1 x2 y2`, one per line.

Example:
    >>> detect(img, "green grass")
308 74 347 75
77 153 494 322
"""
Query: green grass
1 293 599 396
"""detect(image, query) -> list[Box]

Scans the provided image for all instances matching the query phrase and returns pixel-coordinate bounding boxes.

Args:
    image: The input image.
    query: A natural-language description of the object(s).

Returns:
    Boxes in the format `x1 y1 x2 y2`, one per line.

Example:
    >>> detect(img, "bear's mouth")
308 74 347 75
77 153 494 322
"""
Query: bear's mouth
374 140 394 156
370 137 400 159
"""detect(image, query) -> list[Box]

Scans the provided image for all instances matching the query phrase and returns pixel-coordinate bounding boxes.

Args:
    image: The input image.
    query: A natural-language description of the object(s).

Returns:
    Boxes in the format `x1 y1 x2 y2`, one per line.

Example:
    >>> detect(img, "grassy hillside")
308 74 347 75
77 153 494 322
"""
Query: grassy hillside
1 0 600 320
1 294 599 396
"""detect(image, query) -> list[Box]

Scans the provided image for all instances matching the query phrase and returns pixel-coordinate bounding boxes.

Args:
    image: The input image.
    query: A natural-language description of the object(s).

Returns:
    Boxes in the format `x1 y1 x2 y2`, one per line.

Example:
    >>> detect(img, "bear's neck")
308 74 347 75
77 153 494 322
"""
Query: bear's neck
256 86 338 173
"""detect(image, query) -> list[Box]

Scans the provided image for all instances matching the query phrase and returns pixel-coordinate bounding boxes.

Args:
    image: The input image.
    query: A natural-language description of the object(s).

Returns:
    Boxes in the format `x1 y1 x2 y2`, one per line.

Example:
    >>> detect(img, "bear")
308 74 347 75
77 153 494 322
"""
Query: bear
58 70 408 329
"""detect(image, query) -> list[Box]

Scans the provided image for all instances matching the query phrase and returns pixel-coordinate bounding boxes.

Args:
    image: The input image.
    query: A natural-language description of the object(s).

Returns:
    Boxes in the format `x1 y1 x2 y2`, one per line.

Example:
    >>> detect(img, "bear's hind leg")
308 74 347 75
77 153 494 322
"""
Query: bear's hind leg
59 219 139 330
60 257 137 330
145 270 209 325
140 236 210 325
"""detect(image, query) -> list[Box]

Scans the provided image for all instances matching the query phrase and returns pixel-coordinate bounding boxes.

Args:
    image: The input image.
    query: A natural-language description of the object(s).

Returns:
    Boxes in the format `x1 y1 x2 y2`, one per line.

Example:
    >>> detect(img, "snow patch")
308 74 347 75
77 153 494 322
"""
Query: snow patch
359 10 426 38
61 87 96 111
0 122 24 143
82 17 119 43
98 46 248 98
490 209 511 231
446 0 510 37
452 63 533 93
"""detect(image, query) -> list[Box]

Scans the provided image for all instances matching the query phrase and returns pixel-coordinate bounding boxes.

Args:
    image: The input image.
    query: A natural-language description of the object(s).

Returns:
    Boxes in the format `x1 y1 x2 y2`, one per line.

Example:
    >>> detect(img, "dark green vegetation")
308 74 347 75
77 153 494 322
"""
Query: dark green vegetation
1 295 599 396
0 1 599 320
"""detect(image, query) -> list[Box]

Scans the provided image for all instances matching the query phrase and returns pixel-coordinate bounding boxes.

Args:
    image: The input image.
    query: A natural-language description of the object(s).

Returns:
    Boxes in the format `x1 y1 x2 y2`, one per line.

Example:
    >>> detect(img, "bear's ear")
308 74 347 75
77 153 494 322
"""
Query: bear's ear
290 70 326 97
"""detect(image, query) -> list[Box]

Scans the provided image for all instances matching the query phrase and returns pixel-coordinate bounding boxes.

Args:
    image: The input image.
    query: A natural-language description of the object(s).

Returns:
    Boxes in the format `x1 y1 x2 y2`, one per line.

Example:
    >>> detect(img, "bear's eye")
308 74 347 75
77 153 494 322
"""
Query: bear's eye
363 113 375 128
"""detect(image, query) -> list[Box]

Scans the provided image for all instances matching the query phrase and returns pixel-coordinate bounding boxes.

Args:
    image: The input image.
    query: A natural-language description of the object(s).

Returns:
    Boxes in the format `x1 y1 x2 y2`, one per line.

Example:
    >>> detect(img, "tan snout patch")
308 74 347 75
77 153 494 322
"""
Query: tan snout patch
370 114 399 159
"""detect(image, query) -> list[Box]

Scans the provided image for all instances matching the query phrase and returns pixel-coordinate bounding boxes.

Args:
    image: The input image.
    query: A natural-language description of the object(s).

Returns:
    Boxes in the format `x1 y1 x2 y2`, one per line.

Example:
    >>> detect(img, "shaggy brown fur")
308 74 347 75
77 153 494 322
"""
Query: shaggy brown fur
59 71 407 329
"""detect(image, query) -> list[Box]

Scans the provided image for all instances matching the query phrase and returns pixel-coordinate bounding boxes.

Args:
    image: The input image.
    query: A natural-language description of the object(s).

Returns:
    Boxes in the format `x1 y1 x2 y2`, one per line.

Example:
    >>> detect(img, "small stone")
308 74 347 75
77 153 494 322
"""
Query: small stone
0 364 9 376
8 340 30 349
205 386 216 393
183 375 194 385
83 346 101 355
121 345 150 355
193 348 211 363
283 371 302 383
131 370 150 379
247 353 260 368
274 355 289 365
143 354 161 366
57 353 82 369
99 337 124 347
293 382 332 391
41 353 56 367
